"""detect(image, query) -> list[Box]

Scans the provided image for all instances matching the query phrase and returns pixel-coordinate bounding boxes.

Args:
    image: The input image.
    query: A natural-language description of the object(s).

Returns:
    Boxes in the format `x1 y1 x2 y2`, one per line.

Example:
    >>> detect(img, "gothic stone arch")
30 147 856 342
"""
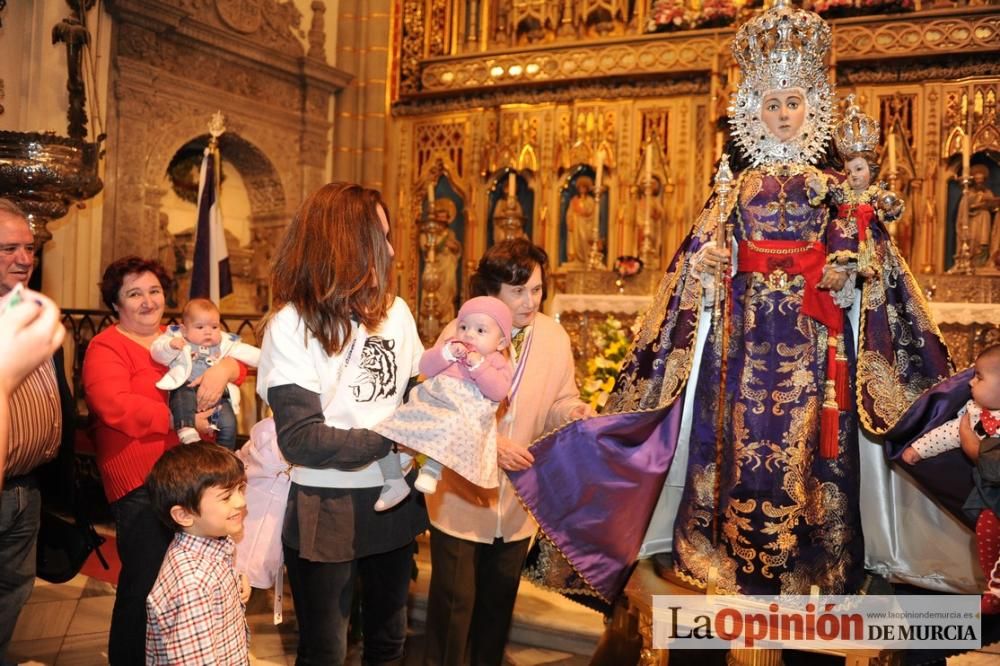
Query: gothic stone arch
102 0 351 289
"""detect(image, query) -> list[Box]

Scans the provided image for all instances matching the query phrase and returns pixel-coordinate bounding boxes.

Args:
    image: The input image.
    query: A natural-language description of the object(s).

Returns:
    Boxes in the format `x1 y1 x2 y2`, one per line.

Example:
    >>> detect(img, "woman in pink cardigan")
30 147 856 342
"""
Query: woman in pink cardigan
422 239 593 666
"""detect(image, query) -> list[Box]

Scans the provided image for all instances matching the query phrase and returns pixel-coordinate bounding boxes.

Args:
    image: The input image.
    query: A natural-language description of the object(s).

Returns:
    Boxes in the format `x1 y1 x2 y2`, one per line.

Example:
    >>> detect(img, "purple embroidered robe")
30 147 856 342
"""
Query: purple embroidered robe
510 164 955 612
672 167 862 594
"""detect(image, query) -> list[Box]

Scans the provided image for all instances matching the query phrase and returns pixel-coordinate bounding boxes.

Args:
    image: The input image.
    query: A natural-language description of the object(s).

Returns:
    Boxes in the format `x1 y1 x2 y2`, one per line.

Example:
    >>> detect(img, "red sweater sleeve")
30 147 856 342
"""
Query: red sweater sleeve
234 359 248 385
82 333 173 439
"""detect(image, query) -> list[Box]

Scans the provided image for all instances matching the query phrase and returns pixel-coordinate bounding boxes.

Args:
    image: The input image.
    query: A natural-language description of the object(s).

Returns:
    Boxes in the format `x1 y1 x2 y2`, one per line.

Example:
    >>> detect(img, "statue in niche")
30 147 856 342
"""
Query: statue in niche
516 15 546 44
959 164 1000 269
420 199 463 331
157 212 177 275
582 4 616 36
492 196 526 244
251 227 274 311
434 227 461 323
565 175 597 265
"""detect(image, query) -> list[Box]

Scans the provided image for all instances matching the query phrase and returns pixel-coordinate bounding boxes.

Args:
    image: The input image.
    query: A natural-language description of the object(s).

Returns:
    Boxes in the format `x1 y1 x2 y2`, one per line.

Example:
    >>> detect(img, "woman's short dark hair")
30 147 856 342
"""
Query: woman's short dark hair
470 239 549 300
99 256 172 313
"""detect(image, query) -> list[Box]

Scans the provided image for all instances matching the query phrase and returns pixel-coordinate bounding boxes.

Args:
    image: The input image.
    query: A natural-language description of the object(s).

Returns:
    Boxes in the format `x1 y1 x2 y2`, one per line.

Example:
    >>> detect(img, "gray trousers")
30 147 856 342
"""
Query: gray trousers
0 474 41 662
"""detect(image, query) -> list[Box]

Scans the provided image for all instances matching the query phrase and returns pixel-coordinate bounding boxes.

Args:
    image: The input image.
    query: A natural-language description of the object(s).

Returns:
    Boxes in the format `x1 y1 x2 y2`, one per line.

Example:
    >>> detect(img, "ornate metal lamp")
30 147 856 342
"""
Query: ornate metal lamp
0 0 103 247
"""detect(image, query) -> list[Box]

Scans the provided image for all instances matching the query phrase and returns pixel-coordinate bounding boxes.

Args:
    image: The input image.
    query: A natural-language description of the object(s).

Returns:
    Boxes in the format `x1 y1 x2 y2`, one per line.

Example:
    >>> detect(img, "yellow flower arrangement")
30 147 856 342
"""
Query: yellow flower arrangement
579 315 632 411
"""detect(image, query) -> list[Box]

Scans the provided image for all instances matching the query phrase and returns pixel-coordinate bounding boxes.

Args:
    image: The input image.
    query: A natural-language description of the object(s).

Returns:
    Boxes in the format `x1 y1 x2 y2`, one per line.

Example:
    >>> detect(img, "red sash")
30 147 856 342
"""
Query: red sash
837 203 875 246
737 240 843 335
737 240 846 458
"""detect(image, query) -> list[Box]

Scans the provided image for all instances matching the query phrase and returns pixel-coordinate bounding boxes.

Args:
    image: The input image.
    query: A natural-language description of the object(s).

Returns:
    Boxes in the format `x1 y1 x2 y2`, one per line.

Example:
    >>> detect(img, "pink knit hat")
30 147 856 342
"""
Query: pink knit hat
457 296 513 344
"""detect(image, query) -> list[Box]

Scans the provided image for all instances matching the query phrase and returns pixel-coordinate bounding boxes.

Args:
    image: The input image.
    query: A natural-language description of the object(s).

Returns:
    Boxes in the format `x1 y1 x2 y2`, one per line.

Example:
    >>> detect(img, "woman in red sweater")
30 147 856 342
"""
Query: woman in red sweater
82 256 246 665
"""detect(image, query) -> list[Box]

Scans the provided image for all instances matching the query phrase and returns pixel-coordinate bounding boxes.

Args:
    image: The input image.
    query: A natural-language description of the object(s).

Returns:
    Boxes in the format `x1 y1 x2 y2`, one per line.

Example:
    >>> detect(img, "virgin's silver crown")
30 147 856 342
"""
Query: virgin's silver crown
834 94 881 157
729 0 834 167
731 0 832 91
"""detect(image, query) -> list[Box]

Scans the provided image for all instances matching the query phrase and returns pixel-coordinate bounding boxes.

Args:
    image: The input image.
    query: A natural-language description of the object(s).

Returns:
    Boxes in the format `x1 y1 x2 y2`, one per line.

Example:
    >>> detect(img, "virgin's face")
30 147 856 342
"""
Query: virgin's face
495 264 543 329
760 89 806 143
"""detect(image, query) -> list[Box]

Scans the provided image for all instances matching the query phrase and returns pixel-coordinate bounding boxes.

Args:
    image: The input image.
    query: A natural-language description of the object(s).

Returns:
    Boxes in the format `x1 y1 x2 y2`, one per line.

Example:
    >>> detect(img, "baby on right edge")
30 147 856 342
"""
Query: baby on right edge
902 345 1000 613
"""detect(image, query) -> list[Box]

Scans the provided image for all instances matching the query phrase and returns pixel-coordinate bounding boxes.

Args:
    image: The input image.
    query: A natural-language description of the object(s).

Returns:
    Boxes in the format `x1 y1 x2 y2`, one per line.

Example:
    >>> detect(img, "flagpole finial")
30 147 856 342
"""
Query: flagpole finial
208 111 227 146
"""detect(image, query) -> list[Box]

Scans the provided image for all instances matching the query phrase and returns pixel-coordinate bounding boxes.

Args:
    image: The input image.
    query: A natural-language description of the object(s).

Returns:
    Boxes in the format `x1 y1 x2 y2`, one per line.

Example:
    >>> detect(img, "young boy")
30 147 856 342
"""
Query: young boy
145 443 251 664
151 298 260 448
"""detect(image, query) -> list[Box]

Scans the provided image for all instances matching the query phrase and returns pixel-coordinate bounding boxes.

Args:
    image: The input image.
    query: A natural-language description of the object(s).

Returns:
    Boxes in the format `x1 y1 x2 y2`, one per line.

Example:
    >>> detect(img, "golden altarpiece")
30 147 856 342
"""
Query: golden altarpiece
384 0 1000 379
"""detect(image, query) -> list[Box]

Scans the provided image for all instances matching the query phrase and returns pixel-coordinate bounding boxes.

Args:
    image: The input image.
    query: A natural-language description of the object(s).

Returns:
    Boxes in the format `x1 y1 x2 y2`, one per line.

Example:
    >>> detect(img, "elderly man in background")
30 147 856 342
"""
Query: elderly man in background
0 198 72 665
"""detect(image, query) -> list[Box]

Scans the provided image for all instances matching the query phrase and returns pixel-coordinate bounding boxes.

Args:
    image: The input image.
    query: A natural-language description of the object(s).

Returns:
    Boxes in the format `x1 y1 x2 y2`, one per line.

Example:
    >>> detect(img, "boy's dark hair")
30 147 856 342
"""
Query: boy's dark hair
147 443 246 531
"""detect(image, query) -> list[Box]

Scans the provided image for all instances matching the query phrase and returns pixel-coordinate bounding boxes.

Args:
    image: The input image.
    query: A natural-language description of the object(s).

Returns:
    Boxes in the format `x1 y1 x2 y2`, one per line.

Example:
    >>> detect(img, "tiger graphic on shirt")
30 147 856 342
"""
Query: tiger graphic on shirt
350 336 397 402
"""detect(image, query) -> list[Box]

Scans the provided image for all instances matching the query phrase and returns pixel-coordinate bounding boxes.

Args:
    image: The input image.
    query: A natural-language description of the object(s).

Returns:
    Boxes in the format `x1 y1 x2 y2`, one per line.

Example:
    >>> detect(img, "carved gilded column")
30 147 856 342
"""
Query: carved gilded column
464 0 477 47
398 0 425 95
332 0 392 190
418 202 450 342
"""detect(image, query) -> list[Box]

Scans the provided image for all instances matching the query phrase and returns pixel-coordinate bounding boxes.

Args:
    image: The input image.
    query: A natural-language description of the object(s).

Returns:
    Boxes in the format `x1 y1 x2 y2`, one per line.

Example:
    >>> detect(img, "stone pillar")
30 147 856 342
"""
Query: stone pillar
103 80 157 263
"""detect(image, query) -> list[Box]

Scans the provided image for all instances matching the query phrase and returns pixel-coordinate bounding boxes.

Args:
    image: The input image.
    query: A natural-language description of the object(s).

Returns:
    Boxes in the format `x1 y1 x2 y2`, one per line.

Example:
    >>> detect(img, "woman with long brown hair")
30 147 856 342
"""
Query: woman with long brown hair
257 182 426 665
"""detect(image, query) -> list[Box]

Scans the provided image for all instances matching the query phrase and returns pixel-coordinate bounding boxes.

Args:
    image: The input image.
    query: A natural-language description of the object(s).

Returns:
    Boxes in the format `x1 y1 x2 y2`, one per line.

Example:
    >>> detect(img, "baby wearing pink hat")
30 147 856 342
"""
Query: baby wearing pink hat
372 296 514 509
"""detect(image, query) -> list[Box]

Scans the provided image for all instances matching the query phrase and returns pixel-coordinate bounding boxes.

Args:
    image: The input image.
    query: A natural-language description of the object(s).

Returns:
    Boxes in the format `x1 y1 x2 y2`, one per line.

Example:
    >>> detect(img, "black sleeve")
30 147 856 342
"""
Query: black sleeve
403 375 421 404
268 383 393 469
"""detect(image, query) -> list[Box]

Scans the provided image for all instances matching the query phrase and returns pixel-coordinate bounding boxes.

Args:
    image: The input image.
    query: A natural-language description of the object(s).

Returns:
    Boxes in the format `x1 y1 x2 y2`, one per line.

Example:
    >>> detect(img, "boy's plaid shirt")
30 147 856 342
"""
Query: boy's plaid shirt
146 532 249 665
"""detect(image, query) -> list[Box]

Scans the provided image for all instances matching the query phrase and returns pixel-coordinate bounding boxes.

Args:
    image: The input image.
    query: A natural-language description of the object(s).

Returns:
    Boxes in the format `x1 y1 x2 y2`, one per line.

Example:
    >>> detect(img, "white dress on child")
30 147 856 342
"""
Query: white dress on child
374 375 500 489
